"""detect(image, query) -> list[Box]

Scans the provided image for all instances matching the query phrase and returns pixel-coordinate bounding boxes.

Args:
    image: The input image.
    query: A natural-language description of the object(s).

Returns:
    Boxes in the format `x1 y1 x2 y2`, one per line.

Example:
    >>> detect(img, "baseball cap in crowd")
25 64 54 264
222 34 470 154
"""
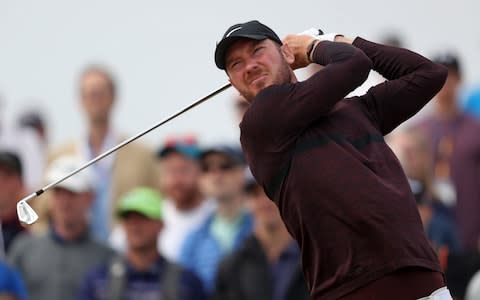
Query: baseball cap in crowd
200 144 246 171
432 51 461 75
215 20 282 70
117 187 163 221
0 150 23 177
157 135 201 160
46 156 93 193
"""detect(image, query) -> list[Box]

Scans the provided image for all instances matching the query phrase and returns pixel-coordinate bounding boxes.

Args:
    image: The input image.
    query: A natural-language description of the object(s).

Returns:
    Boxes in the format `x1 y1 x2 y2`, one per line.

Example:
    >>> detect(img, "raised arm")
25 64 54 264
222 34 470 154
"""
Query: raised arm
282 34 372 118
353 38 448 135
245 36 372 147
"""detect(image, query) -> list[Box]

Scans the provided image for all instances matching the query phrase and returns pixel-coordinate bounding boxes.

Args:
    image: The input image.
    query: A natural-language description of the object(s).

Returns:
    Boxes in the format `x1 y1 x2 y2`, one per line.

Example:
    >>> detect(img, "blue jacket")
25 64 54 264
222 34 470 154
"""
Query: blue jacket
179 212 253 293
0 261 28 300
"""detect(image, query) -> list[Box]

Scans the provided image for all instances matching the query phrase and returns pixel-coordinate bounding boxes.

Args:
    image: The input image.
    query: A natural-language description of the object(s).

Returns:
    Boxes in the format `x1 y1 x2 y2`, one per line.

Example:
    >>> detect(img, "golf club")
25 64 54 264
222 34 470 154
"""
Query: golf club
17 82 232 225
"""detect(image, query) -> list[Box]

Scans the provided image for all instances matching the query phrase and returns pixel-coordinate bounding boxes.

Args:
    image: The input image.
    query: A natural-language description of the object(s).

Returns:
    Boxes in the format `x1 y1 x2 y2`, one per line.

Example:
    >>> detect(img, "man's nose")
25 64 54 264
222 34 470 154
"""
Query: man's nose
244 58 259 74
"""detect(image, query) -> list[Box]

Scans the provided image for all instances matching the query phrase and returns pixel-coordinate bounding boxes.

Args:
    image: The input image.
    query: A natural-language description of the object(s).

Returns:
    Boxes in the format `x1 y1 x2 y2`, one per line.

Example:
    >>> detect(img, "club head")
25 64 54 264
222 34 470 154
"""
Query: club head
17 200 39 225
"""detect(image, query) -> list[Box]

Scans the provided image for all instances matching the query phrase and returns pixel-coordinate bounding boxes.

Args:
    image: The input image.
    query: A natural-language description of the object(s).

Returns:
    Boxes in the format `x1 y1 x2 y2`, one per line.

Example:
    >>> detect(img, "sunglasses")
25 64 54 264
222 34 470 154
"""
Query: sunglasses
201 162 235 173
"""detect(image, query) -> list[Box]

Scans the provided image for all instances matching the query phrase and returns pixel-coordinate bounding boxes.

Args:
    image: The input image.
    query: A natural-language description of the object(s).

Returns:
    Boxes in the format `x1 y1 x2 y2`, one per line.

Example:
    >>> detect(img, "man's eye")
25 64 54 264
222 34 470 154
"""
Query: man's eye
254 46 264 53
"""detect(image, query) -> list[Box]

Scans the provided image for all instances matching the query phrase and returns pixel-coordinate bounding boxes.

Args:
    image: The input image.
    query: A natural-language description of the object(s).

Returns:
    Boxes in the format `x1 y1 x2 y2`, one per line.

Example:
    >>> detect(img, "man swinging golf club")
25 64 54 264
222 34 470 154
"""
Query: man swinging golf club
214 20 451 299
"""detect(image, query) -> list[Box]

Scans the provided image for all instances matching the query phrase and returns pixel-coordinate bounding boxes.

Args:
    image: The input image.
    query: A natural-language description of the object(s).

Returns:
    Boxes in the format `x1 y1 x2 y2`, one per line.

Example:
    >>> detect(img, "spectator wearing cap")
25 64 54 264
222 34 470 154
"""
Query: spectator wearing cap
8 156 114 300
47 65 157 241
414 52 480 252
0 151 27 255
154 136 215 262
0 260 28 300
213 172 308 300
179 145 252 293
78 187 206 300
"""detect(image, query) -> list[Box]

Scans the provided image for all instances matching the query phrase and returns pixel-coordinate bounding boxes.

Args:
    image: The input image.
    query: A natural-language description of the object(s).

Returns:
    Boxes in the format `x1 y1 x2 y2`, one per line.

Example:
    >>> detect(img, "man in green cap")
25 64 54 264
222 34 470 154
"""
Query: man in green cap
78 187 206 300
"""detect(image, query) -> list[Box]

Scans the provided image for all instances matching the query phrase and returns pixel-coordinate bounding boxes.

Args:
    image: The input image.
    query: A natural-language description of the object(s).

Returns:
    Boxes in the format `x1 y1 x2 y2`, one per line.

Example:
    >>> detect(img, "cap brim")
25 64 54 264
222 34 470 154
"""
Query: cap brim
215 34 270 70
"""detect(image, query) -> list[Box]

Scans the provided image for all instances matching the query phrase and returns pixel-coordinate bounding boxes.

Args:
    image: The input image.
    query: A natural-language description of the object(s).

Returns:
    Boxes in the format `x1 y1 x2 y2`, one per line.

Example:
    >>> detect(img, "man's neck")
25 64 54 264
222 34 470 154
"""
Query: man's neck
435 98 459 120
127 247 159 271
255 223 293 262
53 220 88 241
88 122 110 155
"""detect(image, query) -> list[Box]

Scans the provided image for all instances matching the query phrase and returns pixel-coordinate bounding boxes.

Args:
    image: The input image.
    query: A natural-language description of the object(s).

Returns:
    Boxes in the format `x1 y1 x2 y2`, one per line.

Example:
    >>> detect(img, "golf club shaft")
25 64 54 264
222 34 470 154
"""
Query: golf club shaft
22 82 232 202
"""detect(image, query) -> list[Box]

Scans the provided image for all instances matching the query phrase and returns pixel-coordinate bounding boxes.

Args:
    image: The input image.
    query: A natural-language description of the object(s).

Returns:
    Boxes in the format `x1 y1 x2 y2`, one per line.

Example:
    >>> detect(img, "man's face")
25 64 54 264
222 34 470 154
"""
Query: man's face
158 153 200 208
225 39 294 102
436 69 461 105
80 71 114 124
199 153 245 200
123 212 162 252
0 166 21 219
50 187 92 229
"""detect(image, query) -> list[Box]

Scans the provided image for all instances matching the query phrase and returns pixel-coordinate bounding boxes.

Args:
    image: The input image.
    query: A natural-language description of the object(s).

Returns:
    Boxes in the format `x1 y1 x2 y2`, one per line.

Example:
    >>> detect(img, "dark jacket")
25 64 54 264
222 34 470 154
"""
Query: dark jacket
213 235 309 300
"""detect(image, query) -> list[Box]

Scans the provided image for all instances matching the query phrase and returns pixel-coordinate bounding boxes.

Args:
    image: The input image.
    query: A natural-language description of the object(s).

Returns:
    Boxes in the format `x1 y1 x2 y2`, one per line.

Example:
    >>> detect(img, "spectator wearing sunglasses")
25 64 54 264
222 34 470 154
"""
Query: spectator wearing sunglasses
179 145 253 294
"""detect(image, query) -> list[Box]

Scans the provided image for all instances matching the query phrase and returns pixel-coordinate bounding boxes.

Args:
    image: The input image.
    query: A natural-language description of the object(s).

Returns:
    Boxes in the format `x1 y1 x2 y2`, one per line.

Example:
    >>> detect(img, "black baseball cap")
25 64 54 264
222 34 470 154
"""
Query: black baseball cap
215 20 282 70
0 151 22 177
200 145 246 166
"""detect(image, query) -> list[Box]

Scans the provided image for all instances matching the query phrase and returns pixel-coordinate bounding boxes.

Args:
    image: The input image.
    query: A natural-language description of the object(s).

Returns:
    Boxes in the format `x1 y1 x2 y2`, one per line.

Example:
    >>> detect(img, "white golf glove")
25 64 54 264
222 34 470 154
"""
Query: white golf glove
300 28 342 42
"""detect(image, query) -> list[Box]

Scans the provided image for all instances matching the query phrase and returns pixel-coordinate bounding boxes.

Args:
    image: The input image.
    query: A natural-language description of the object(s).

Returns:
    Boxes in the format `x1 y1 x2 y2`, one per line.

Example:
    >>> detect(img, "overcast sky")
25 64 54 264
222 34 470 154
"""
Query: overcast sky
1 0 478 149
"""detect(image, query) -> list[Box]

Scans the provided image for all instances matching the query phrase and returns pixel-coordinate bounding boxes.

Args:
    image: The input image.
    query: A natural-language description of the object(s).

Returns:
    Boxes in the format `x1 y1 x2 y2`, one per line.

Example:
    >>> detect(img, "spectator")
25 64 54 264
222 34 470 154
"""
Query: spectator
414 52 480 251
0 151 27 255
0 260 28 300
154 137 216 262
387 129 461 256
180 145 252 293
79 187 205 300
0 126 45 194
8 156 113 300
213 172 309 300
48 65 156 241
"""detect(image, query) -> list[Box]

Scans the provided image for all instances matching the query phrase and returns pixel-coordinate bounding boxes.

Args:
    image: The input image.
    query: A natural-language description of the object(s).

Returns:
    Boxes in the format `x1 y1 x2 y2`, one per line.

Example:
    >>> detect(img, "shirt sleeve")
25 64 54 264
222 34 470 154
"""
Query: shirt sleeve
243 41 372 150
354 38 448 135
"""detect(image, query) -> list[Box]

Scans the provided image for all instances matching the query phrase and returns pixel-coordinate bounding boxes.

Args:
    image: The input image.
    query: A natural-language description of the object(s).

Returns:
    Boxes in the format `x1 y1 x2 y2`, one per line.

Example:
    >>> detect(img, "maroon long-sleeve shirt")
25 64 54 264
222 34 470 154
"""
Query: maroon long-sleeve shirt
240 38 448 299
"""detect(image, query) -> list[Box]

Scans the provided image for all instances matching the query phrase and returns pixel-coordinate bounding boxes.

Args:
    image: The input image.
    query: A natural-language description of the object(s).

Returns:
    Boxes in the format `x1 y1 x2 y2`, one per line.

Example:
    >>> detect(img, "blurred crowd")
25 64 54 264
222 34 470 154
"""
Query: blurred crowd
0 44 480 300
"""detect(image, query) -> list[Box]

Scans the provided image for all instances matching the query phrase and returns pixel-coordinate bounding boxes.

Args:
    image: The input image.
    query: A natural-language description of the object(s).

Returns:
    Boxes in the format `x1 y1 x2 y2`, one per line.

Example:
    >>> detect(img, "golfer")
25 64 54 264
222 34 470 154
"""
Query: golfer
214 20 451 299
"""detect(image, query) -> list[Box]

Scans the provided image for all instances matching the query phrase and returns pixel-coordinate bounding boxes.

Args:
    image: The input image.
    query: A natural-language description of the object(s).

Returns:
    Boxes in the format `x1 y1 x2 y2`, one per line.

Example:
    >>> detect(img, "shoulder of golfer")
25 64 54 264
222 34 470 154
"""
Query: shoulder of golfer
349 37 448 135
239 34 372 153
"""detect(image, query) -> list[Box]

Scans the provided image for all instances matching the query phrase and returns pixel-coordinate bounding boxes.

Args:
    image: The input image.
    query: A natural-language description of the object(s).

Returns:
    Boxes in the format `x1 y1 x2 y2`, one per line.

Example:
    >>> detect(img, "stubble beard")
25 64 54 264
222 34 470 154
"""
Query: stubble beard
239 59 292 102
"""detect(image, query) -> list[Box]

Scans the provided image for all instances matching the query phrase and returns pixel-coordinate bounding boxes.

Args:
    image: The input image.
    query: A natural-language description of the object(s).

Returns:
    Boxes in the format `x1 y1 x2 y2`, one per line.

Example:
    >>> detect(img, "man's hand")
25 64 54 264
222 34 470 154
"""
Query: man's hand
282 34 317 70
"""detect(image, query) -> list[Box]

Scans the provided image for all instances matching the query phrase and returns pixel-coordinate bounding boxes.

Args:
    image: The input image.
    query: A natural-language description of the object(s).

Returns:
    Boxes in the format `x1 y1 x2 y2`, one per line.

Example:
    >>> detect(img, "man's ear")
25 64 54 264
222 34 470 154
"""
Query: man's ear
280 44 295 65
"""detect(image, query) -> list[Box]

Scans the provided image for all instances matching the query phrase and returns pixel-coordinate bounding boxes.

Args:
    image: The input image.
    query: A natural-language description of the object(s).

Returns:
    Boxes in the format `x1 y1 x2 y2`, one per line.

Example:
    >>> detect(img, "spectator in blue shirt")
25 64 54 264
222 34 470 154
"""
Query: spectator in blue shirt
213 171 309 300
180 145 253 293
0 260 28 300
78 187 205 300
